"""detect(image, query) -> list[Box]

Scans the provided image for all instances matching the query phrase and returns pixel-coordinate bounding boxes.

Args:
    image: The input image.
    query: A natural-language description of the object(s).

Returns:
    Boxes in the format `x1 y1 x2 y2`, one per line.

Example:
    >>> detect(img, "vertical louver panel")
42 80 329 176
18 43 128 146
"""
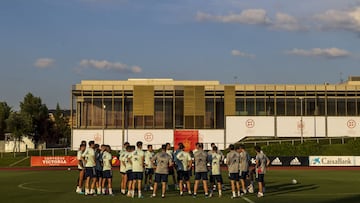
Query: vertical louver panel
133 86 154 115
224 86 235 116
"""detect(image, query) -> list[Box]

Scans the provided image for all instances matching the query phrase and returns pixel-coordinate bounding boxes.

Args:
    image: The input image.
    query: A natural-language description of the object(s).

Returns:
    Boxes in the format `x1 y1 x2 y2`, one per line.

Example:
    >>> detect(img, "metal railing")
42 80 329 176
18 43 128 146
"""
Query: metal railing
238 136 357 146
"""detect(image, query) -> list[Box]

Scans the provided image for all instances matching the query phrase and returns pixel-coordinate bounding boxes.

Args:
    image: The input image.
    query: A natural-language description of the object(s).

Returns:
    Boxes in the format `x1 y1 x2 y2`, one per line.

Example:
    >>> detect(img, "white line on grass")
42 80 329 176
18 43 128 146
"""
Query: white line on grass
241 196 256 203
18 182 51 192
9 157 29 167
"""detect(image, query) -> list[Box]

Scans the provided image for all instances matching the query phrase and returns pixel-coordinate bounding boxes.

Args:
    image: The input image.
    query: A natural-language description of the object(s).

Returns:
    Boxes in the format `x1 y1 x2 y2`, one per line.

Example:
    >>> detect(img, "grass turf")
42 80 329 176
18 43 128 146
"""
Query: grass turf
1 169 359 203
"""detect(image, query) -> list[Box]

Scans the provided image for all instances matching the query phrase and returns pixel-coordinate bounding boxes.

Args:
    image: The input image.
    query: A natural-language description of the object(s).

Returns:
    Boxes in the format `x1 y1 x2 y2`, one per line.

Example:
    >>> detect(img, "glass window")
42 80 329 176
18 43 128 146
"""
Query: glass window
347 99 357 116
205 98 214 128
165 99 173 129
175 98 184 128
327 98 336 116
184 116 194 129
134 116 144 128
154 98 164 128
215 98 224 129
337 98 346 116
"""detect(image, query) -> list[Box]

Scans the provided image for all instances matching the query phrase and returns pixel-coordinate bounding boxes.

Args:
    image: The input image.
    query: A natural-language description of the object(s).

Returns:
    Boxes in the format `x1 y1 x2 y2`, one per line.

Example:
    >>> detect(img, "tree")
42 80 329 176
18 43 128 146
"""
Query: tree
20 93 49 146
6 112 32 152
49 103 71 146
0 102 11 140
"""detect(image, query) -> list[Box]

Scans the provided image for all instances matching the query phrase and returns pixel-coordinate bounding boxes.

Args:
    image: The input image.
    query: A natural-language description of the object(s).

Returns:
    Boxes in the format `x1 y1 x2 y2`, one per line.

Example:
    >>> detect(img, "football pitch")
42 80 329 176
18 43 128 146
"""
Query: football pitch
1 168 359 203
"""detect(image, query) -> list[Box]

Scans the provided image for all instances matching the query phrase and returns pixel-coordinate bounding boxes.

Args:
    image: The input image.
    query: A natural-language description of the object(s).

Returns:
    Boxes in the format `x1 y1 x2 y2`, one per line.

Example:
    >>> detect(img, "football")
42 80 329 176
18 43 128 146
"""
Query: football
292 179 298 184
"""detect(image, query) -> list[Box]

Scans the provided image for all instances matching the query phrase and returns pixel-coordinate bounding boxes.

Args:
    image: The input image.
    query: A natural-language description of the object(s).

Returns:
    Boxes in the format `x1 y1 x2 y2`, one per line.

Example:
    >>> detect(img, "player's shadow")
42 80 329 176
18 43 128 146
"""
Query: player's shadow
264 182 319 196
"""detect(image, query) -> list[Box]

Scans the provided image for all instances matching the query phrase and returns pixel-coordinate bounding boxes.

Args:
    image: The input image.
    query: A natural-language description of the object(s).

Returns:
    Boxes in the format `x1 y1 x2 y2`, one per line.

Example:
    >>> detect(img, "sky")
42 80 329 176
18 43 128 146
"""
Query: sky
1 0 360 109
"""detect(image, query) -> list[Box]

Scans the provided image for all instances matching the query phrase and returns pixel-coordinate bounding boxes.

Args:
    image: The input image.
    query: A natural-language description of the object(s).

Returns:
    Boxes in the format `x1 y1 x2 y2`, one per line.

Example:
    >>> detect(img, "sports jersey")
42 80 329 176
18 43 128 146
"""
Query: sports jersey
124 151 133 171
131 149 145 172
119 150 127 173
152 151 172 174
102 151 112 171
175 150 191 171
209 152 222 175
77 150 84 169
82 147 95 167
166 149 174 160
95 150 103 171
194 150 208 173
256 152 269 174
144 150 154 169
226 150 240 173
239 151 250 172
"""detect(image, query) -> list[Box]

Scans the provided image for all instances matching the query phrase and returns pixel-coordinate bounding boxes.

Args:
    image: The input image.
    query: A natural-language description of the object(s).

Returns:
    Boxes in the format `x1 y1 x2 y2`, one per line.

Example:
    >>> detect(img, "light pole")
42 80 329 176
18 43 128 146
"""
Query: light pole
102 104 106 145
299 97 304 144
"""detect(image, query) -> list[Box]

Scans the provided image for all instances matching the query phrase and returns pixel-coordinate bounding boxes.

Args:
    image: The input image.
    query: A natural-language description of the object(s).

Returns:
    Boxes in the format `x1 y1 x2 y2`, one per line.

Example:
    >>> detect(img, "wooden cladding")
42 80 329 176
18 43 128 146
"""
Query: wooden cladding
224 86 235 116
184 86 205 116
133 86 154 115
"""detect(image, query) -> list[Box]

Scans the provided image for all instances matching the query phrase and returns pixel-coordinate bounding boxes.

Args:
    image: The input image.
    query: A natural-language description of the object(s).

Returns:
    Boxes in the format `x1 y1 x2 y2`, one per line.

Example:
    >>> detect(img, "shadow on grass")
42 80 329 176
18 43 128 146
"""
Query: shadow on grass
319 195 360 203
265 182 319 196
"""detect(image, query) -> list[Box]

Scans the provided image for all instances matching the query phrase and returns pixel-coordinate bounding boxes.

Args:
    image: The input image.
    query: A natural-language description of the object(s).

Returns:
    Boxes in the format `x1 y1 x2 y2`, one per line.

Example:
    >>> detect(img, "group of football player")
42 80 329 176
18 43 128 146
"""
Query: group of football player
75 140 270 198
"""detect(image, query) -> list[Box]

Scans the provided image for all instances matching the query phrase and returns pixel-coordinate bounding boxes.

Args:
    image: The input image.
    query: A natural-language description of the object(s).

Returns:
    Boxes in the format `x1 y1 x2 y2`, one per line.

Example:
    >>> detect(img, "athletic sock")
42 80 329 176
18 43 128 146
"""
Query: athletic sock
121 189 125 194
102 188 106 194
85 189 90 195
232 191 236 197
90 189 95 194
97 187 101 194
138 191 142 197
219 190 222 196
238 191 241 196
109 188 113 195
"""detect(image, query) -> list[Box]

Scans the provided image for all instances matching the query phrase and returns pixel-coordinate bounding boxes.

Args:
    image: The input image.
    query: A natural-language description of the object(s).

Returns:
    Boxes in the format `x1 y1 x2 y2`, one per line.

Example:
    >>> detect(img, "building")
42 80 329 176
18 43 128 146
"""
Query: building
71 77 360 150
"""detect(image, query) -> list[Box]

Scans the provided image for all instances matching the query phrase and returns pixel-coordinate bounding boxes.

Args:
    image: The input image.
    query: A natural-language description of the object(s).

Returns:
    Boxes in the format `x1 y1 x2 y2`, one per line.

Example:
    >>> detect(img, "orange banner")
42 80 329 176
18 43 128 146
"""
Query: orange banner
174 130 199 152
31 156 78 167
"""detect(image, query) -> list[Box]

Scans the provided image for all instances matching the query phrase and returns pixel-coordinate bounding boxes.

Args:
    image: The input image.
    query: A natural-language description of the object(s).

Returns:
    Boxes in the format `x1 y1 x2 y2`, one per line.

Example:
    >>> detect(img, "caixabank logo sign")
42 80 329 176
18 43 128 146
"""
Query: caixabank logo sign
309 156 354 166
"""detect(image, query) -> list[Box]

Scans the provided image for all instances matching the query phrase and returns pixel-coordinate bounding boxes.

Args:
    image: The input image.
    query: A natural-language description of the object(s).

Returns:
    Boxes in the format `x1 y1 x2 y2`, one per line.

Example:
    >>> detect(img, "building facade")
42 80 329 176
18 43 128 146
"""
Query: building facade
71 77 360 131
71 77 360 150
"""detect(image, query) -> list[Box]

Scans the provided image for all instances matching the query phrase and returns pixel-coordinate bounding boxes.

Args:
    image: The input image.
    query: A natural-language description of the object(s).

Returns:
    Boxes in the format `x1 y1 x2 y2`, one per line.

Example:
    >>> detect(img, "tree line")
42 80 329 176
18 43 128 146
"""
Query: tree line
0 93 71 149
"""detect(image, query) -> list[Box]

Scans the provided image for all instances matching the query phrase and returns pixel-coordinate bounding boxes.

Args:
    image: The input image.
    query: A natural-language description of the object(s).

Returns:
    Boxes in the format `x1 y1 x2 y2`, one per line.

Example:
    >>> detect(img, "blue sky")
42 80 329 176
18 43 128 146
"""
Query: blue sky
1 0 360 109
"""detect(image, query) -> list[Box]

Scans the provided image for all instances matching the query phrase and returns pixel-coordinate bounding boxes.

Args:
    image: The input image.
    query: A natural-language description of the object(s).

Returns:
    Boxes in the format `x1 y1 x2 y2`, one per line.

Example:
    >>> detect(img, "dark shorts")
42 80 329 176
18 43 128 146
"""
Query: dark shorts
85 167 96 178
178 170 190 181
154 173 168 183
256 174 265 183
240 171 248 180
229 173 240 181
168 167 175 175
126 170 134 181
195 172 208 180
211 175 223 184
103 170 112 179
132 172 143 180
96 170 103 178
145 168 154 175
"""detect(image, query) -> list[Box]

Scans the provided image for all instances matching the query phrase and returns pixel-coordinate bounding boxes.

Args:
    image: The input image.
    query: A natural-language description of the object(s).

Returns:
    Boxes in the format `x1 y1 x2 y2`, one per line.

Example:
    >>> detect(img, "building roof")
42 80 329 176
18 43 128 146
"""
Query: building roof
72 77 360 91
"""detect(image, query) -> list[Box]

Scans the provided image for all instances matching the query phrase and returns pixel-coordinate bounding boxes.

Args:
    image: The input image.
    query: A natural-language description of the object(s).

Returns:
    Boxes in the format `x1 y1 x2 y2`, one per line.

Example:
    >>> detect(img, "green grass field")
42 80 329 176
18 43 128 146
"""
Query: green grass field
1 169 359 203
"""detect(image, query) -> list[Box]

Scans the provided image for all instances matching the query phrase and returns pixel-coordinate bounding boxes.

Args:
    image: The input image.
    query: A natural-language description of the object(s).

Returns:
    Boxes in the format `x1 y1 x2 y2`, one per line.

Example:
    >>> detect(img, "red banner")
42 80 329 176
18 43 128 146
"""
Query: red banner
31 156 120 167
31 156 78 167
174 130 199 152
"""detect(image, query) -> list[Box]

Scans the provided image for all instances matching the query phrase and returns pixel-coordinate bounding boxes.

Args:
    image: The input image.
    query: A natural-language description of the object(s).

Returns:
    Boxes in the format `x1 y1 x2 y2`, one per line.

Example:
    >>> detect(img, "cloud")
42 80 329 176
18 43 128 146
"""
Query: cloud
196 9 305 32
78 59 142 73
286 48 351 58
314 7 360 33
34 58 55 69
231 49 255 59
271 13 306 31
196 9 271 25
